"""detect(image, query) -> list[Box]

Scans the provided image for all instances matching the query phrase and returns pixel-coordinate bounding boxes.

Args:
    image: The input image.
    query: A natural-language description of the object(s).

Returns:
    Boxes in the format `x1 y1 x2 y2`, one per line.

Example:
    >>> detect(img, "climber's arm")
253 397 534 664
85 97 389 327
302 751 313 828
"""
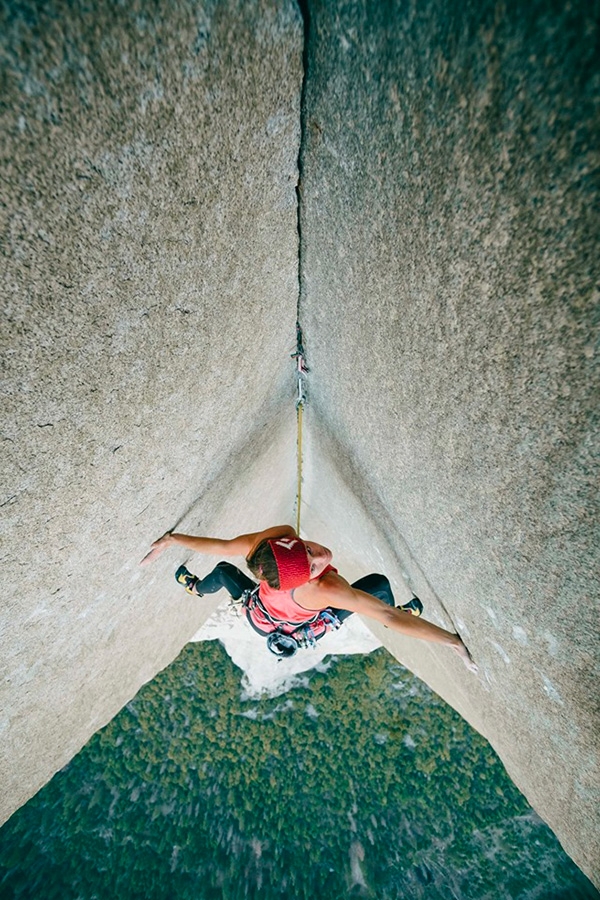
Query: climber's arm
169 524 295 557
295 572 477 671
140 524 295 565
297 573 458 643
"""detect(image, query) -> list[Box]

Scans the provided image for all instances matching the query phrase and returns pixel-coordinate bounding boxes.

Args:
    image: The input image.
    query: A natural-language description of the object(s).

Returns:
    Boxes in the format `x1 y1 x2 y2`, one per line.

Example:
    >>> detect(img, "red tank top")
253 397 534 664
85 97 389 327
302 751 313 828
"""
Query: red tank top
248 564 338 633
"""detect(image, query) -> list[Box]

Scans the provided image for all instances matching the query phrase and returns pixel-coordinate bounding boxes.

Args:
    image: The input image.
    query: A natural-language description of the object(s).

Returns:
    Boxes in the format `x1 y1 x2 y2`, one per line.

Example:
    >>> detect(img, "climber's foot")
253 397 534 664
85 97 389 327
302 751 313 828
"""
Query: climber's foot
175 565 204 597
399 595 423 616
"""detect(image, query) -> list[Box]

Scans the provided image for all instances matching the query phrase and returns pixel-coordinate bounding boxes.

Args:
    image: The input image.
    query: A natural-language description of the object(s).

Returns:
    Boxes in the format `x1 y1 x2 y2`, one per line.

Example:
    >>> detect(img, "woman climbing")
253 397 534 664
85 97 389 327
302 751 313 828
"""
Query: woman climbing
141 524 477 672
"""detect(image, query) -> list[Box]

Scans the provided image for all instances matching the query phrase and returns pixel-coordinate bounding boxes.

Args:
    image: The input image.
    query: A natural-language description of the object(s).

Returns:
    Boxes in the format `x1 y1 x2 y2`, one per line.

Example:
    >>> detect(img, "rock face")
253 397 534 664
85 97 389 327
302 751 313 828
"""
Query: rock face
2 0 599 889
299 0 599 885
0 0 302 824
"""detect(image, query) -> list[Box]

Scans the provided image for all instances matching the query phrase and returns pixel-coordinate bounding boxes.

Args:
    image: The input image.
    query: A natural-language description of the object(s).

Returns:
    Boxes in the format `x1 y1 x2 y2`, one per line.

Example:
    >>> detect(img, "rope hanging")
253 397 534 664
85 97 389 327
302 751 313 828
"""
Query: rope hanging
296 401 304 534
292 322 308 534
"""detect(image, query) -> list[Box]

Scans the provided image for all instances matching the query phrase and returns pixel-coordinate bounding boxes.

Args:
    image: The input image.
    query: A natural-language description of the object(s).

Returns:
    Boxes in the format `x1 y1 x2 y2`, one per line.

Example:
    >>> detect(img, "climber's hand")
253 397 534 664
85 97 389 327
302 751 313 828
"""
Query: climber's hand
140 531 174 566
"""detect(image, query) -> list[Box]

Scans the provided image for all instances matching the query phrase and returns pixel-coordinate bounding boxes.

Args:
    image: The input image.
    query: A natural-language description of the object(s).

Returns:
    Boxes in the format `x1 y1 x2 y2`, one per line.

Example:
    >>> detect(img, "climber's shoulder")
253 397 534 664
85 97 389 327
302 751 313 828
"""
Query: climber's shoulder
294 569 353 610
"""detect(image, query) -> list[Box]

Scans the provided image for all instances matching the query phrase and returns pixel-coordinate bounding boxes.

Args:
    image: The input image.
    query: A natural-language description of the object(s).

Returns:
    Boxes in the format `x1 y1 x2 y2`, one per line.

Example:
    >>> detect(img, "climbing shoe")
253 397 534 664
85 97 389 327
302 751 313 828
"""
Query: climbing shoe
399 595 423 616
175 565 203 597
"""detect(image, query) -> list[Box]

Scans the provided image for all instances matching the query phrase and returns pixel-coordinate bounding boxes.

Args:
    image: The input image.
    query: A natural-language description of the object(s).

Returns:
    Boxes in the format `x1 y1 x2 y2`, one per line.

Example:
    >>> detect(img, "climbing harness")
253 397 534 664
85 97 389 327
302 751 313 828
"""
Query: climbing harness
291 321 308 535
241 585 341 658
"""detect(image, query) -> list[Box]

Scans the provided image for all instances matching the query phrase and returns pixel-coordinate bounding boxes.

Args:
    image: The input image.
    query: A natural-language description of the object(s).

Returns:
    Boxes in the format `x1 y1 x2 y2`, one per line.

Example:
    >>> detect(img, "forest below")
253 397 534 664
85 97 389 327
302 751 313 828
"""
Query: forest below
0 642 597 900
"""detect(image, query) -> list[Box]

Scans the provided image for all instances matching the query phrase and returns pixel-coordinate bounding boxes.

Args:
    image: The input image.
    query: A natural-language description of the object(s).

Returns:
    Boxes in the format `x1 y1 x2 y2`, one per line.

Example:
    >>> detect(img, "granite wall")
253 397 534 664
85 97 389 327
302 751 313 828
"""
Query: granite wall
299 0 599 884
0 0 302 824
2 0 599 888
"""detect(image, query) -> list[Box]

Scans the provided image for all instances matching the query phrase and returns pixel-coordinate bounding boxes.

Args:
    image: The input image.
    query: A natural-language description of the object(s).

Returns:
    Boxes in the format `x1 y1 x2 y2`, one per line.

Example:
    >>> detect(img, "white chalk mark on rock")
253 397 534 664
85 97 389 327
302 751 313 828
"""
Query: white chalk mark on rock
455 616 470 638
479 668 492 692
543 632 560 657
512 625 528 646
484 606 499 626
541 675 564 705
488 640 511 664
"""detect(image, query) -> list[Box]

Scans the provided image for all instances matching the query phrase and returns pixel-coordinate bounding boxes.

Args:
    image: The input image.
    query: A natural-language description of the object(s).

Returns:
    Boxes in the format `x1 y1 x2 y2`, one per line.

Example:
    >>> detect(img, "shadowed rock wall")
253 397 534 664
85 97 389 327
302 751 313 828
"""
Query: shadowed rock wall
299 0 599 885
0 0 302 824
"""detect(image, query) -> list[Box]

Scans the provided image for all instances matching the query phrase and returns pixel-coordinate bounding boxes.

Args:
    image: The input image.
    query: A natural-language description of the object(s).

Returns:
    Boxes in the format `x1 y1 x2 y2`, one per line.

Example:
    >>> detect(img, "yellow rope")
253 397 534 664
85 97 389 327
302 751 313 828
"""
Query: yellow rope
296 400 304 534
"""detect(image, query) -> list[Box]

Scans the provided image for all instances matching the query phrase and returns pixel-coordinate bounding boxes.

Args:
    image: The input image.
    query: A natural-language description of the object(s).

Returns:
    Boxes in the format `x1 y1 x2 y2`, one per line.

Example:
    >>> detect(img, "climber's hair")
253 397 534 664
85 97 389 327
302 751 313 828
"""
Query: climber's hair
246 539 280 589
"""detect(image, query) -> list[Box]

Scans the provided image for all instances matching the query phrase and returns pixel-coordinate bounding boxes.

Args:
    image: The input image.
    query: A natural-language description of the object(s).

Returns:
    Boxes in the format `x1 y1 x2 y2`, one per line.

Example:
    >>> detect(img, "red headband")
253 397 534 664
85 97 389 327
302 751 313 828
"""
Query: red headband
268 538 311 590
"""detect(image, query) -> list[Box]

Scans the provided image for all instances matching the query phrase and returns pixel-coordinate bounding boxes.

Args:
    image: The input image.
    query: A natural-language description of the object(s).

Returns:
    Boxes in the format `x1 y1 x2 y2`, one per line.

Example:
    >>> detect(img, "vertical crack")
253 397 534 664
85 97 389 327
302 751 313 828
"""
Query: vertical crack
292 1 311 533
295 0 310 326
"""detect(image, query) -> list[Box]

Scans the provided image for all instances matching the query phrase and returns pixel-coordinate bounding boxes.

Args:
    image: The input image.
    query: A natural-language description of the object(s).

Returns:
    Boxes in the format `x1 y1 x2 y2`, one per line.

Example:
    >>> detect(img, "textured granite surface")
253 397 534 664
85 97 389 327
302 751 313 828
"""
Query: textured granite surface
0 0 302 824
299 0 599 884
2 0 599 886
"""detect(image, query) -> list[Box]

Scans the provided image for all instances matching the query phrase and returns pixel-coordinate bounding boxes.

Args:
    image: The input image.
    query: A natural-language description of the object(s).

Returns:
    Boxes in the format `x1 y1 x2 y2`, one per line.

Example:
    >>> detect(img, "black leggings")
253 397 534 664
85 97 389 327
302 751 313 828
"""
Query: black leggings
192 562 396 622
194 561 257 599
333 572 395 623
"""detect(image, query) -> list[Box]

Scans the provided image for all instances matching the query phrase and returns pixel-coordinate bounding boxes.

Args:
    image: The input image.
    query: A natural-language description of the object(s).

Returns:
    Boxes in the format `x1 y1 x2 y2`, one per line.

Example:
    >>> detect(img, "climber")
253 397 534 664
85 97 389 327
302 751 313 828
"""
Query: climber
141 524 478 672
